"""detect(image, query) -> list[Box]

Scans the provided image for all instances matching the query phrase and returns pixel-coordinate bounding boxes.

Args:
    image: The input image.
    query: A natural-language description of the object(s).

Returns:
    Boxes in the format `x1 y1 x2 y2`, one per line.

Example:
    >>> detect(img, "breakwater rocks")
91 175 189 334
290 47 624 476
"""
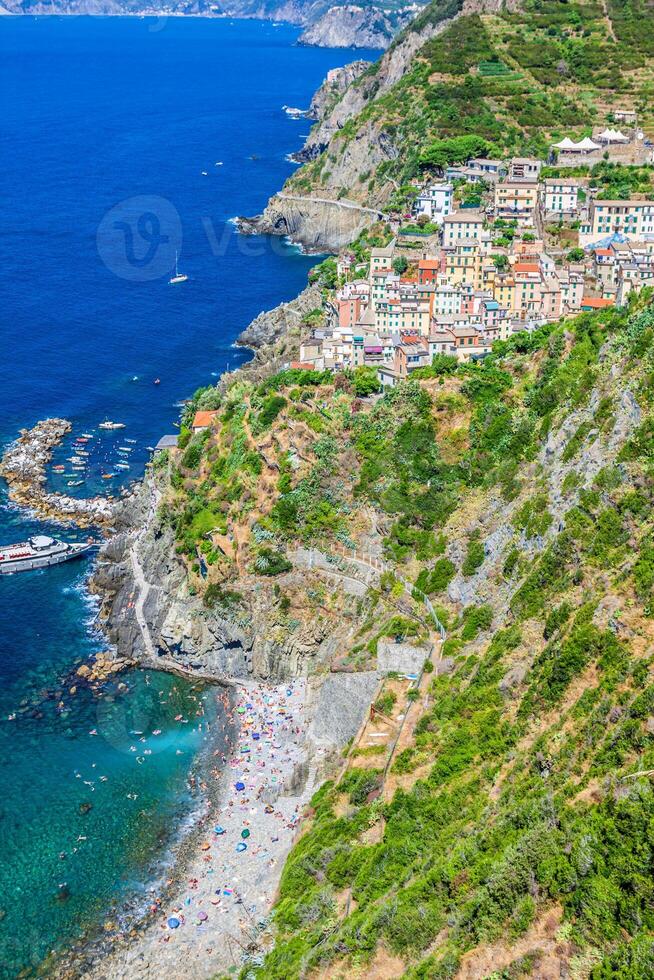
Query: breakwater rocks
0 418 115 528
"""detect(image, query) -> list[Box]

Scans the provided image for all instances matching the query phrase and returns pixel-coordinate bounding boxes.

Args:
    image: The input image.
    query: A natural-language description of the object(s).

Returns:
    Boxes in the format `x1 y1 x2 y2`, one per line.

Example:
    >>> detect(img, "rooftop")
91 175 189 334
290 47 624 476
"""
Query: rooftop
192 410 218 429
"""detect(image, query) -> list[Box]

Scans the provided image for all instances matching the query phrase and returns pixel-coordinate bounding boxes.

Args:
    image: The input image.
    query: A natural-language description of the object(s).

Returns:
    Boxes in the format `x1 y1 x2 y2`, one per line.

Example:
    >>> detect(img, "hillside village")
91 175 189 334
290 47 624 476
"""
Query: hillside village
294 119 654 386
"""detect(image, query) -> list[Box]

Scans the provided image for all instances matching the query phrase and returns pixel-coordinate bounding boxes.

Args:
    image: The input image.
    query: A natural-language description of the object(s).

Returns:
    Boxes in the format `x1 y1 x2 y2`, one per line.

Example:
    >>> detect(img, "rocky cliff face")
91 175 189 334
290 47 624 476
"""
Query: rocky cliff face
307 59 371 124
236 281 322 352
298 4 398 48
237 192 382 251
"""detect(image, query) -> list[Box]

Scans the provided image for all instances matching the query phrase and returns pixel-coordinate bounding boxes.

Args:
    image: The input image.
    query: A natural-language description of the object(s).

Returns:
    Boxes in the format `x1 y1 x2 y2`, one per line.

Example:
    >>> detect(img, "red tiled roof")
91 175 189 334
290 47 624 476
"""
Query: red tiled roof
290 361 315 370
513 263 540 273
192 411 218 428
581 297 614 308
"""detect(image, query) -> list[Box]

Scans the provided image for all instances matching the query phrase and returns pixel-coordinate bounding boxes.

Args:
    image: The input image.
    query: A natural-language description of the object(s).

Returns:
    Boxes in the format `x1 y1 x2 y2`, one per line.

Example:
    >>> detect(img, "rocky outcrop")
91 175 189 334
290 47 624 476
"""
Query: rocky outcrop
238 191 384 251
307 59 371 123
236 281 323 351
298 5 397 49
293 1 459 165
92 469 362 684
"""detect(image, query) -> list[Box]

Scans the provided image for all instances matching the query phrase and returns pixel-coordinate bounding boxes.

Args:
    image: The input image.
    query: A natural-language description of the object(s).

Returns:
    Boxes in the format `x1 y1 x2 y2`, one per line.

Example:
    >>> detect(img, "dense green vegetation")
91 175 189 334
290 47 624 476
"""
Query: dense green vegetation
224 292 654 977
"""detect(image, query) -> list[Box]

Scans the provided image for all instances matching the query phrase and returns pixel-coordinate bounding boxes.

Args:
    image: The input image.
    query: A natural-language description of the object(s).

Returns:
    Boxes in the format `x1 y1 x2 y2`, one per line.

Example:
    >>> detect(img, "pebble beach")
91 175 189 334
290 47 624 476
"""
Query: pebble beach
85 678 312 979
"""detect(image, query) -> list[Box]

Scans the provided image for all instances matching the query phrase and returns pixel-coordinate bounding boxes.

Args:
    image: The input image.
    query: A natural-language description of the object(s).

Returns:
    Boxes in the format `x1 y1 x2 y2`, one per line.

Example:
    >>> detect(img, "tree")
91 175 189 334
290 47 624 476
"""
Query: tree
352 366 382 397
393 255 409 274
567 247 585 263
431 353 459 376
493 254 509 271
419 135 491 171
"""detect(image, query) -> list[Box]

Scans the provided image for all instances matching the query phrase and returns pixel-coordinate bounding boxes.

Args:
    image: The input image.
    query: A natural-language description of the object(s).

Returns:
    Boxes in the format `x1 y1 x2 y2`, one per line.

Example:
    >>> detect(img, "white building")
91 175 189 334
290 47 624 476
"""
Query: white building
413 182 454 222
579 200 654 246
542 178 580 215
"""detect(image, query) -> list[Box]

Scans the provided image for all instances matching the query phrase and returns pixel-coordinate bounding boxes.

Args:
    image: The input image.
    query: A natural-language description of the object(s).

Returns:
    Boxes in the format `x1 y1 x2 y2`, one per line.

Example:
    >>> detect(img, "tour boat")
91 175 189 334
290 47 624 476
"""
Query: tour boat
168 251 188 285
0 535 94 575
99 421 125 430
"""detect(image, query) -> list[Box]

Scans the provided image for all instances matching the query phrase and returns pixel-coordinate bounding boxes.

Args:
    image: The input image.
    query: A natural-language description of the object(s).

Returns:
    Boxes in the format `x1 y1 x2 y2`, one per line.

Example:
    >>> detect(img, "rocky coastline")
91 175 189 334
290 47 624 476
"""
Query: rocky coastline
0 418 115 528
2 50 388 974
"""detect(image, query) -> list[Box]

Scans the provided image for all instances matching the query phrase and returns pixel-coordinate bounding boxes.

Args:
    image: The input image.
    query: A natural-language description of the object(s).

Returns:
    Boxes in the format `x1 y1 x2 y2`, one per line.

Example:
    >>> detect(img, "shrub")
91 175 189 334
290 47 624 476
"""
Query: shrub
203 583 241 609
257 394 287 429
182 442 203 470
416 558 456 594
352 366 382 397
514 494 552 538
461 604 493 641
462 533 485 576
254 548 292 576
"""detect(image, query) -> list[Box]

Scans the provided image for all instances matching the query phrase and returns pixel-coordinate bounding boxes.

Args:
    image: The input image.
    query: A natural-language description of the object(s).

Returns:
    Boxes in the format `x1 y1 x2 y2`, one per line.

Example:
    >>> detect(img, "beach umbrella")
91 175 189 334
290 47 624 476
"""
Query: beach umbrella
236 707 246 714
167 917 180 929
236 842 247 852
198 911 208 922
214 826 226 835
252 733 260 740
241 828 250 839
235 781 245 791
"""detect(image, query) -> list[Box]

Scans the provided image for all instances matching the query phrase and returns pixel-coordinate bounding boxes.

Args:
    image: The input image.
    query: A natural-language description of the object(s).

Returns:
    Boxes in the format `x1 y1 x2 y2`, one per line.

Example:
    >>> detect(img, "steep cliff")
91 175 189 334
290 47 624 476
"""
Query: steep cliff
237 191 385 250
298 3 414 48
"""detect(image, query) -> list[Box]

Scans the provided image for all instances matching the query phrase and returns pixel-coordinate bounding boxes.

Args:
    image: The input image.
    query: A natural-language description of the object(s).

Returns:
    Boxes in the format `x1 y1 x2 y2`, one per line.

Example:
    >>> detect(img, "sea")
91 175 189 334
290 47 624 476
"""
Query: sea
0 17 379 975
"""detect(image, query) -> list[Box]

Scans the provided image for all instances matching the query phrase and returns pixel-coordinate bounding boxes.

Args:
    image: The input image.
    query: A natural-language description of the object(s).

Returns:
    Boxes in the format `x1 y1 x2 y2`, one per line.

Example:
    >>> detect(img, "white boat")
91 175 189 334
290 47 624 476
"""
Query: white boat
169 251 188 285
67 479 85 487
99 421 125 430
115 463 130 470
0 535 94 575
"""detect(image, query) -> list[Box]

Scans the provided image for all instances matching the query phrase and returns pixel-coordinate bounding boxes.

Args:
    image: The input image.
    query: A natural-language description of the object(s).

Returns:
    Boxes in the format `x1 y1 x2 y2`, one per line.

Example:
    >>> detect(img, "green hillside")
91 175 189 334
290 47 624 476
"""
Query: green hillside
290 0 654 202
215 293 654 978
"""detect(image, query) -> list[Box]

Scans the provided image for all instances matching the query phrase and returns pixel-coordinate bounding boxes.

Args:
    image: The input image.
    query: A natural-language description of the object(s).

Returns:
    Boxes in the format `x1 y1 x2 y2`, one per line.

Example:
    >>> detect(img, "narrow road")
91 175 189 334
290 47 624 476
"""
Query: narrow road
277 191 387 220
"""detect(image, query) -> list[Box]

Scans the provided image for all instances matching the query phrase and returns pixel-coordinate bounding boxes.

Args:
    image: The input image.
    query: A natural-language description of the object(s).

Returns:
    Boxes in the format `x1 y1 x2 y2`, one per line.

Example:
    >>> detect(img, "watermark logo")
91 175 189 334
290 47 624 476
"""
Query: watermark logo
97 195 182 282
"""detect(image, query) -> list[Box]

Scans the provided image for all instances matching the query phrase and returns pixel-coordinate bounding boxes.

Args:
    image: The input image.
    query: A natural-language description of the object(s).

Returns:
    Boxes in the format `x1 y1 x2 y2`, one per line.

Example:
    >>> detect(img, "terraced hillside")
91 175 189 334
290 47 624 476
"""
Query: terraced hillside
286 0 654 209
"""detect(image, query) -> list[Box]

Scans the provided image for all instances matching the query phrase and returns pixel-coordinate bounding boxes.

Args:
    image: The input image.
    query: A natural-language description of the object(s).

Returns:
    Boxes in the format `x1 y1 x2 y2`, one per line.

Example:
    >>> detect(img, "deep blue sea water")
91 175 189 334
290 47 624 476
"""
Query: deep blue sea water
0 18 379 974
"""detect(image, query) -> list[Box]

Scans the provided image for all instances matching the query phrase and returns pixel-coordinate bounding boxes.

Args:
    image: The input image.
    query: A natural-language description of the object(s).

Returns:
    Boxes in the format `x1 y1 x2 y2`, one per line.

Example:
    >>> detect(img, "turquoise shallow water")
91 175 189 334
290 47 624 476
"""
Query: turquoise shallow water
0 17 380 976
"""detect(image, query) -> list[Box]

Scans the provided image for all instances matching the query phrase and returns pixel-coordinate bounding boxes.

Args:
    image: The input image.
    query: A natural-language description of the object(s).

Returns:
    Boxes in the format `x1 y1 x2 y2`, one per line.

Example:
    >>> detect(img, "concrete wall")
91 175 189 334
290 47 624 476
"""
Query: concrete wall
377 639 431 675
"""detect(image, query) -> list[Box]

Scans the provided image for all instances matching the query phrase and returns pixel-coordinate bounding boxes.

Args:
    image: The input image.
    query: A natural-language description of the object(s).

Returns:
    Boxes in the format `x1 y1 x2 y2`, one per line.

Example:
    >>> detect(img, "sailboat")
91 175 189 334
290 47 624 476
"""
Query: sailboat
169 250 188 285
